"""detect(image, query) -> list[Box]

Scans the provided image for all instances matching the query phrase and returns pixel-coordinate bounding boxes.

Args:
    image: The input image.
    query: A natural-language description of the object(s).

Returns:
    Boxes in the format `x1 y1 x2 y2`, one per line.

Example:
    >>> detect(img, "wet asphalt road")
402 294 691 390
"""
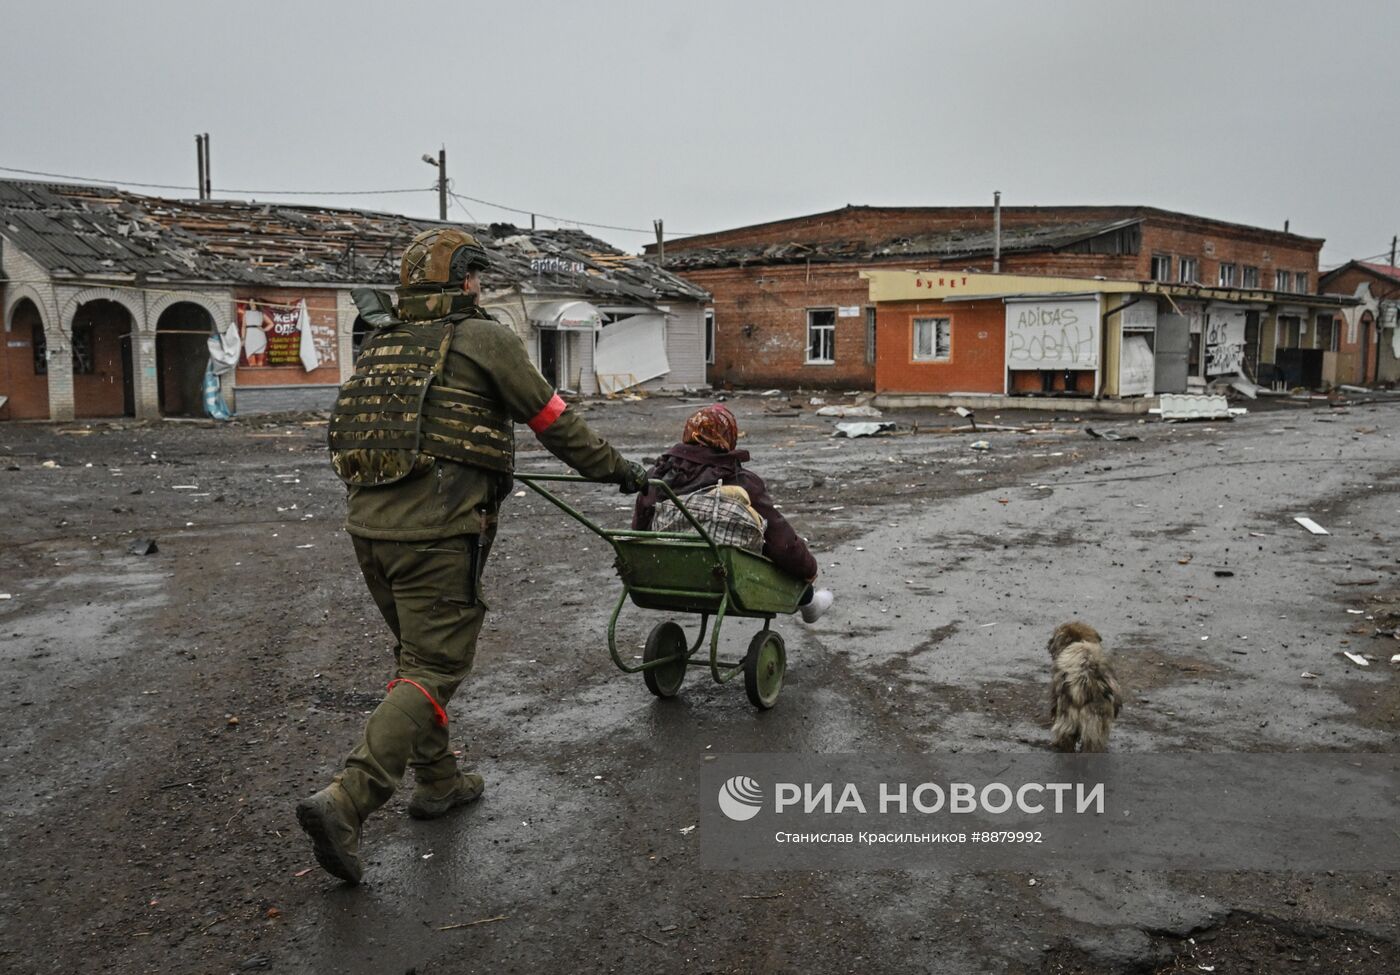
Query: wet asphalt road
0 395 1396 973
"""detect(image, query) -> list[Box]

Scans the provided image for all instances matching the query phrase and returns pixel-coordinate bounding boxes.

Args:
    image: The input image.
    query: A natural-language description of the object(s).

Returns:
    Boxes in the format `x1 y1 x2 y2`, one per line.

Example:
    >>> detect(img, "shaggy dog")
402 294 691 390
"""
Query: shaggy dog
1047 621 1122 752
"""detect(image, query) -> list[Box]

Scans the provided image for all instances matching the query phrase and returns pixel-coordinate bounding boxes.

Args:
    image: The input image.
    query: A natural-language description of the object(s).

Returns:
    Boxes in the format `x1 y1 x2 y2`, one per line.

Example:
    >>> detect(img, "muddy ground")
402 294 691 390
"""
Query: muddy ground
0 393 1396 975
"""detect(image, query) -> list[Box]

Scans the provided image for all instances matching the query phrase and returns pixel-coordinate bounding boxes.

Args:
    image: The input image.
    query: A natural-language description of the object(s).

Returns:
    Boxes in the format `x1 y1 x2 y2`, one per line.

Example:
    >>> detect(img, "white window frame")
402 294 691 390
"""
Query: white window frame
1275 270 1291 292
1178 257 1199 284
1218 262 1237 287
1150 254 1172 282
806 309 835 365
1242 265 1260 289
912 316 951 362
704 309 715 365
1294 272 1308 294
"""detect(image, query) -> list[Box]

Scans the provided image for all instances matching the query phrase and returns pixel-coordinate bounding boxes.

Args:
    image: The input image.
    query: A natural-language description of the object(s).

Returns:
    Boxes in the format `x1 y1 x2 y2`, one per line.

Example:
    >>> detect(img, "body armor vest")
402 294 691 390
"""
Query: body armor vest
328 317 514 486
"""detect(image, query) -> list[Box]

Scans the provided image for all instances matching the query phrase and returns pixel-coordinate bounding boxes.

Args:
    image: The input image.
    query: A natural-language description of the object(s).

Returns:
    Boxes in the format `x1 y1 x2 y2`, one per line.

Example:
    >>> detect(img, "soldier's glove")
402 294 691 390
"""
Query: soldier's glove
615 461 649 495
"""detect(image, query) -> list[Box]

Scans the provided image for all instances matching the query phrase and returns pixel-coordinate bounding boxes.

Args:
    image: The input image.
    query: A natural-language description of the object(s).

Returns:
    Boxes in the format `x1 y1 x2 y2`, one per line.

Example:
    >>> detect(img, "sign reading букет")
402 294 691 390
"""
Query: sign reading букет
699 753 1399 871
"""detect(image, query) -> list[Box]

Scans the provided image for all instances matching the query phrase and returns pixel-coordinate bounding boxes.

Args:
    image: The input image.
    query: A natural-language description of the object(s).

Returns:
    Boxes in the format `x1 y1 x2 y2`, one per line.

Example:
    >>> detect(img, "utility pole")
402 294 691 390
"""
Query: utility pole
422 148 448 220
1390 235 1396 268
653 219 665 264
195 134 206 199
202 133 211 199
992 191 1002 273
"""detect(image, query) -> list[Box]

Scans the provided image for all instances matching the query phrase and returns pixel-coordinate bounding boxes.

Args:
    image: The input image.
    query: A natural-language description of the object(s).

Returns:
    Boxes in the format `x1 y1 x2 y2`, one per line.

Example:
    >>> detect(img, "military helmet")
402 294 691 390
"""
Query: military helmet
399 228 491 289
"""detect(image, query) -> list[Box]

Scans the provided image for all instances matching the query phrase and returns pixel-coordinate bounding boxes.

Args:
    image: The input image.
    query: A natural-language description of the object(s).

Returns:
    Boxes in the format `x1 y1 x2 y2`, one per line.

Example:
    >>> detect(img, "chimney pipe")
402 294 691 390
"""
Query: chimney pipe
992 191 1002 273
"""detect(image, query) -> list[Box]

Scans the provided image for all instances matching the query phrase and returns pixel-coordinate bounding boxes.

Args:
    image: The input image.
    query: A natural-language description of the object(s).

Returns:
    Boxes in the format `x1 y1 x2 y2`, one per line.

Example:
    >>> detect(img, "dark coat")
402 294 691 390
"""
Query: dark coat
631 442 818 582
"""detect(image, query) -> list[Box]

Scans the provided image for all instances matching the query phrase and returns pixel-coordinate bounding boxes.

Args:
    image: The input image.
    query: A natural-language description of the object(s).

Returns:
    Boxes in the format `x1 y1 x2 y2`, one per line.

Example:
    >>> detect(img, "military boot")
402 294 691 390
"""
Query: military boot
407 771 485 820
295 783 364 884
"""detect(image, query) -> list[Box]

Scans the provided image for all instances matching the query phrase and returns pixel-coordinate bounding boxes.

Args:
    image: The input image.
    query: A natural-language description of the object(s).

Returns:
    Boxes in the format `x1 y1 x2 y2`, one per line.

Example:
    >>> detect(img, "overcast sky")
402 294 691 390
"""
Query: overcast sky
3 0 1395 266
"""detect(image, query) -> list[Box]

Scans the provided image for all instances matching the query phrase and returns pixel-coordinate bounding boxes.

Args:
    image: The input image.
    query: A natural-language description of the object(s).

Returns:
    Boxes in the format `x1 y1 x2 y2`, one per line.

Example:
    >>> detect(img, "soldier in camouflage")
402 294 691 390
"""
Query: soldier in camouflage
297 227 646 884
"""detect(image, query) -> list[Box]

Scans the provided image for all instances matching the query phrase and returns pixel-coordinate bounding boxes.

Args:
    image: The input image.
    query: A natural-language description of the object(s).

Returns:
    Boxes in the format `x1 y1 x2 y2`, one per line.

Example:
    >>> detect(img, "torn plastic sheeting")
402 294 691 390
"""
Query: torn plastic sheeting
833 421 896 438
816 405 883 418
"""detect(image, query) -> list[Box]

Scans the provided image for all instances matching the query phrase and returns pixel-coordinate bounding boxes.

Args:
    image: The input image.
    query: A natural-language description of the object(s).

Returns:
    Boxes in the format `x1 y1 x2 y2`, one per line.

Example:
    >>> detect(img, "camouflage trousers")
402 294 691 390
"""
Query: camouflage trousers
335 530 494 821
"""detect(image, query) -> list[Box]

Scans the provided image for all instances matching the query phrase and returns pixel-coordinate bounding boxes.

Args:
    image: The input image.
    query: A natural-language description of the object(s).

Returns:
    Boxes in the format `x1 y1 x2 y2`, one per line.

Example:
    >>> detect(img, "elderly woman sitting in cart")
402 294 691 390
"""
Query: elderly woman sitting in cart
632 404 834 623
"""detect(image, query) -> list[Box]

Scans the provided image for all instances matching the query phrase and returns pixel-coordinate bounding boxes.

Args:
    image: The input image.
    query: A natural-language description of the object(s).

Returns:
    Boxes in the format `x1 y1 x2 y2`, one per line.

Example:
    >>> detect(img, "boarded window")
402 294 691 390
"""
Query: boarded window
912 317 951 361
806 309 835 364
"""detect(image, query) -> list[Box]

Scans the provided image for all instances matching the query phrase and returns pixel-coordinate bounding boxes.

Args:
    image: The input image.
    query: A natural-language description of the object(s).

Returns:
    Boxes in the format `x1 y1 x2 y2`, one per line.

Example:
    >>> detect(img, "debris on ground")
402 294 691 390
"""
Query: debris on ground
1085 427 1142 441
128 538 159 556
833 421 896 438
969 440 991 450
1293 516 1329 535
816 405 883 418
1341 652 1370 667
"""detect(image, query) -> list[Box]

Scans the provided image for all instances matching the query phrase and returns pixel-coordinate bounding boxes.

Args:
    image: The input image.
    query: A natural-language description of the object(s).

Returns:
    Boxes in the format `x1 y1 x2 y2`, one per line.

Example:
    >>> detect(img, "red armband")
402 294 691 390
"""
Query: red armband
386 678 449 727
527 393 568 434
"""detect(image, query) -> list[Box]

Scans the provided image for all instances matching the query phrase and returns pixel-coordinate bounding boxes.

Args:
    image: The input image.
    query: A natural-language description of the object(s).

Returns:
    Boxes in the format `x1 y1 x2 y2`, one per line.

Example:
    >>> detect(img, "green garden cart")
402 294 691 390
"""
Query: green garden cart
515 473 807 709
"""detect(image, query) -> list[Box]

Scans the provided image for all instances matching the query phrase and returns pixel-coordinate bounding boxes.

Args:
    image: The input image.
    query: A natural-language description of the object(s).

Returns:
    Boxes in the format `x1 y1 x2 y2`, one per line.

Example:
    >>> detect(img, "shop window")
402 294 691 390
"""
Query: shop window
806 309 835 364
1150 254 1172 282
1178 257 1199 284
1275 270 1291 292
1242 266 1260 289
865 307 877 365
71 322 96 375
704 310 715 364
1218 263 1237 287
912 317 951 361
32 320 48 375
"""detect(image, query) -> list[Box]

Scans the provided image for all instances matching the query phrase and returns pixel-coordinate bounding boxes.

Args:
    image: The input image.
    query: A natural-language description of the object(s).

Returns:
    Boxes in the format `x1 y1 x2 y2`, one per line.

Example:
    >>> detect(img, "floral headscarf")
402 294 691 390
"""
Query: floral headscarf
681 404 739 452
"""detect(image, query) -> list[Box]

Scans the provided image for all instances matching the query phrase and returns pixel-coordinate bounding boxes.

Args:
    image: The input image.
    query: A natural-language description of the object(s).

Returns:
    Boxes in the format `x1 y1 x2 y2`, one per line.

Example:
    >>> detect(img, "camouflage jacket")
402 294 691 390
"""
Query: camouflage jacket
343 290 628 541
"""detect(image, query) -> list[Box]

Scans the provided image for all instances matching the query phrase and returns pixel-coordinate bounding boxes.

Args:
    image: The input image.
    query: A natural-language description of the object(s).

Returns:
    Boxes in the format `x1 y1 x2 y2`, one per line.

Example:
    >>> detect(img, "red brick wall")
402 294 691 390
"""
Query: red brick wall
1139 217 1320 288
232 288 340 387
72 300 131 418
0 293 52 420
1320 267 1399 384
696 265 875 389
875 299 1005 394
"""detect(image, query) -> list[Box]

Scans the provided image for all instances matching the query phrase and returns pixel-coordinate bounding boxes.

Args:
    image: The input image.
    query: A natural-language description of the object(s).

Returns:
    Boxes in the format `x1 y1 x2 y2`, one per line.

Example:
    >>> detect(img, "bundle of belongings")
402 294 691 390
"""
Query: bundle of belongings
652 483 767 553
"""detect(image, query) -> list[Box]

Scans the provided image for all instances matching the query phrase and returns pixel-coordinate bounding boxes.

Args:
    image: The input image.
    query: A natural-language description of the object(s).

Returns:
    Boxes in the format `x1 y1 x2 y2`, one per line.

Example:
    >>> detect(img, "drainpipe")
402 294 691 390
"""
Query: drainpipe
992 191 1002 273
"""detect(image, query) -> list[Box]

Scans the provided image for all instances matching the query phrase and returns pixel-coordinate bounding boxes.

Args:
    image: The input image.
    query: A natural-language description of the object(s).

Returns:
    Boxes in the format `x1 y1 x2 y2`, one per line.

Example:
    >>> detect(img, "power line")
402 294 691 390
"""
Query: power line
0 163 431 197
1 161 706 239
449 189 700 237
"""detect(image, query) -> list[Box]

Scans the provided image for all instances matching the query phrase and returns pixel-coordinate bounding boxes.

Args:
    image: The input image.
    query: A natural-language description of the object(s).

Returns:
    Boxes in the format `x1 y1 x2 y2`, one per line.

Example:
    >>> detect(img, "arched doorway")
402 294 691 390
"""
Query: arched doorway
1 298 51 419
156 302 214 416
71 299 134 417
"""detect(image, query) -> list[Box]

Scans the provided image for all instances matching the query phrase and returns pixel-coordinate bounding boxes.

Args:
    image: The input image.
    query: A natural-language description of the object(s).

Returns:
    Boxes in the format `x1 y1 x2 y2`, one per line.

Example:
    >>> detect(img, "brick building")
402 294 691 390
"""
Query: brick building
0 179 707 422
650 205 1325 390
1318 260 1400 385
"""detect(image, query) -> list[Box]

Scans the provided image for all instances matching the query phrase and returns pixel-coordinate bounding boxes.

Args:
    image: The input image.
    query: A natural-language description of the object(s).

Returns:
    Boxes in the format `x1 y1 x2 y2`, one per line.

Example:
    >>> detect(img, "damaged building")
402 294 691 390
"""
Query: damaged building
649 204 1331 393
1318 260 1400 386
0 179 708 421
861 269 1355 407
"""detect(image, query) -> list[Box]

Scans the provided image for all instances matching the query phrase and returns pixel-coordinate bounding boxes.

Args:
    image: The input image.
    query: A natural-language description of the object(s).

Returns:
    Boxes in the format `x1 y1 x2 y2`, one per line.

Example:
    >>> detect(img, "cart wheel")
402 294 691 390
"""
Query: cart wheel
643 621 688 699
743 630 786 709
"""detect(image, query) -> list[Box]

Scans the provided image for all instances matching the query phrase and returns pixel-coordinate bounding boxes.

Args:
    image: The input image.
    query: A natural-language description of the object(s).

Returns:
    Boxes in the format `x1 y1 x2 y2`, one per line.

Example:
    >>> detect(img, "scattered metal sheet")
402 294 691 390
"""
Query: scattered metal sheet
833 421 896 438
1293 516 1329 535
1153 393 1238 421
816 405 883 418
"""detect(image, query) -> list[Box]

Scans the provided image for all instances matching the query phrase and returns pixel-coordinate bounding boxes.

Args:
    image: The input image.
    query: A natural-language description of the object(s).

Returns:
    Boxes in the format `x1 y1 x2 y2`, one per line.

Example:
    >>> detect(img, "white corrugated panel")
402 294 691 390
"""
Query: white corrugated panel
595 314 669 391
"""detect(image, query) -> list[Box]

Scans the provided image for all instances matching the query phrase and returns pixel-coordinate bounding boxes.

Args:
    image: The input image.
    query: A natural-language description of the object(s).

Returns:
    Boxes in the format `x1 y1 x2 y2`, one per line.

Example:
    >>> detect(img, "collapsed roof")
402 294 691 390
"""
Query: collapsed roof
656 218 1145 270
0 179 707 303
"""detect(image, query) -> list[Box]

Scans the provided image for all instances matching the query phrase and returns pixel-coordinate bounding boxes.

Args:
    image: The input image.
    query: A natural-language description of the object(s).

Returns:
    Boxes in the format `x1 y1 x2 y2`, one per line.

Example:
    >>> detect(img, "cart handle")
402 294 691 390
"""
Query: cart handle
513 472 726 565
